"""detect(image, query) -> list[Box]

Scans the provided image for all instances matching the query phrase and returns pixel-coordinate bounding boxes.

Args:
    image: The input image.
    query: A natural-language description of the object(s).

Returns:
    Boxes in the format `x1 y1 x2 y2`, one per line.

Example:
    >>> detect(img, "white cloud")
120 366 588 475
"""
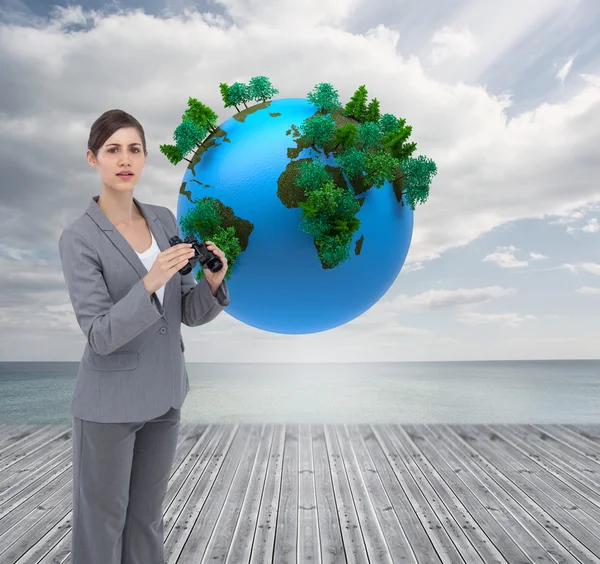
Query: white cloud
212 0 361 27
530 252 547 260
429 25 479 65
563 262 600 275
555 55 576 83
457 311 536 327
483 245 528 268
576 286 600 294
566 217 599 234
391 285 515 311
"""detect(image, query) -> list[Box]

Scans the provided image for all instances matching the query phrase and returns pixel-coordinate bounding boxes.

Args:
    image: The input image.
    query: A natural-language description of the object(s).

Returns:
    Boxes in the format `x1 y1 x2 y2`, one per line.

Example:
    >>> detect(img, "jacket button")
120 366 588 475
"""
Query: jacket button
159 327 166 334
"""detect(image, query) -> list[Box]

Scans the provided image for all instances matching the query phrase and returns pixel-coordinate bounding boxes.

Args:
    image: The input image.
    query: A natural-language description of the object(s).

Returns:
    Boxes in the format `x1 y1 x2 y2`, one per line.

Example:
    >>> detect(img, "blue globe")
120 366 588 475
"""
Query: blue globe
176 98 414 334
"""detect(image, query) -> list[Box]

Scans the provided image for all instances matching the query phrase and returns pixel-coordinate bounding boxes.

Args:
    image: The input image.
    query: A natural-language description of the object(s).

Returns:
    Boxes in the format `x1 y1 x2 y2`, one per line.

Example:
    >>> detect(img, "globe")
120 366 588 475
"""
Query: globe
175 97 414 334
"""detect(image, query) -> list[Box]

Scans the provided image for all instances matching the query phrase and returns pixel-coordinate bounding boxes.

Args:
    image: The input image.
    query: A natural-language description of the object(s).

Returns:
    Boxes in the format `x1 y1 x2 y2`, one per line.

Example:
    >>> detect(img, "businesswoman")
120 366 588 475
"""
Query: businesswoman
58 108 230 564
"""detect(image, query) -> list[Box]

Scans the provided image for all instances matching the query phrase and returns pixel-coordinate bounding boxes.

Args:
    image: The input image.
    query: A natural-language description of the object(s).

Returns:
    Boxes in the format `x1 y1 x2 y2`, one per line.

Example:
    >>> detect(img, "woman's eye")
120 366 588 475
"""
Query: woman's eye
108 148 139 153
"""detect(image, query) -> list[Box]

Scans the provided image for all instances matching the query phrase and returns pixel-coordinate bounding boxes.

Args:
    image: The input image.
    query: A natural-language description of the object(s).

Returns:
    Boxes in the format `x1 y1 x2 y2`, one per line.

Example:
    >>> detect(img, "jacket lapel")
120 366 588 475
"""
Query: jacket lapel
85 195 176 320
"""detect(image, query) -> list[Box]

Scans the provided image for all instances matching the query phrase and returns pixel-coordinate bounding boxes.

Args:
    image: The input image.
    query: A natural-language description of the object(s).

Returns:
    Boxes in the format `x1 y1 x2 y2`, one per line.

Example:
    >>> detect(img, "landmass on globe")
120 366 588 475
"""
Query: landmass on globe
159 76 437 283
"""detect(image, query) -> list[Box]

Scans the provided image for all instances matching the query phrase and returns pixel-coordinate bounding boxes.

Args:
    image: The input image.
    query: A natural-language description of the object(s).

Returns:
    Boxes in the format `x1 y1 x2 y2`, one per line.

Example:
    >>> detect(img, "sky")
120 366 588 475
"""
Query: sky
0 0 599 362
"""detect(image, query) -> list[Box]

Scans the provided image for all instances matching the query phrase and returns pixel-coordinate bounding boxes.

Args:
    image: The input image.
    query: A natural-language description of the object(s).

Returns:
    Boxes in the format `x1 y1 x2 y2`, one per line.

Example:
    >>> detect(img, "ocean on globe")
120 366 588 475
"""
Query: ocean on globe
175 97 414 334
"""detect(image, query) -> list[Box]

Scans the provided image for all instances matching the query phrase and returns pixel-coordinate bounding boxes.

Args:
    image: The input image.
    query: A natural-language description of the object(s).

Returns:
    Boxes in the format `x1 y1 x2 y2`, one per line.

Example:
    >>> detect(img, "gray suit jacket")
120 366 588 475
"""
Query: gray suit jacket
58 195 230 423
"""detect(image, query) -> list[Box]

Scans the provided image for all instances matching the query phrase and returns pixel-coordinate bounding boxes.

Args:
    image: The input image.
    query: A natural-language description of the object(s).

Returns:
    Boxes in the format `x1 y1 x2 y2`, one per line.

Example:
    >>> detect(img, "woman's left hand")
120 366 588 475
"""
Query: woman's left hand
203 241 228 293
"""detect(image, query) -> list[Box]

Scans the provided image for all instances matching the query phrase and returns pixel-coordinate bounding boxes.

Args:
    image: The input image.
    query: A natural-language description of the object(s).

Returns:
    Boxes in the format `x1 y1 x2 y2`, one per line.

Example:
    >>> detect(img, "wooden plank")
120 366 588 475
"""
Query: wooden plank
399 424 546 563
0 425 46 450
249 424 286 564
345 423 416 563
383 424 496 563
423 424 588 563
164 423 243 561
469 424 600 536
310 424 346 564
202 424 264 561
0 436 71 504
323 424 370 564
358 424 441 564
489 425 600 505
334 424 394 563
529 424 600 469
298 424 320 563
273 423 299 563
445 424 600 563
0 426 67 474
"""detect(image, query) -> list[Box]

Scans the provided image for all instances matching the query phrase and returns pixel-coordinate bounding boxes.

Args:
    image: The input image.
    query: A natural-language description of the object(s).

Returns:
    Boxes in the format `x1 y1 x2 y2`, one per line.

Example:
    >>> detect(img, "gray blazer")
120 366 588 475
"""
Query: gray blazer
58 195 229 423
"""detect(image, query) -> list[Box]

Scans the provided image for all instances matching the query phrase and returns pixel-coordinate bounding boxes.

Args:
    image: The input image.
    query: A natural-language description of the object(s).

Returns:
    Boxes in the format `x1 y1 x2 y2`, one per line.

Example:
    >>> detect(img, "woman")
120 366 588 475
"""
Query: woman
58 108 230 563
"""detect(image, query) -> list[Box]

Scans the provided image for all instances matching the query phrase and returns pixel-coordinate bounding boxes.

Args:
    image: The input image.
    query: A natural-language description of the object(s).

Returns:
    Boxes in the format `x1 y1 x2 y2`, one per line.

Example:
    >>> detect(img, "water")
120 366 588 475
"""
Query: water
0 360 598 425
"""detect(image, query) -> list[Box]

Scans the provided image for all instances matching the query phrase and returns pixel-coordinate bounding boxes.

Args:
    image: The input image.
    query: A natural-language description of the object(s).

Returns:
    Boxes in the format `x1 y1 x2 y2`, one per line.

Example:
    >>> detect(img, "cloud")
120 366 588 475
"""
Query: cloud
429 25 480 65
563 262 600 275
530 252 547 260
576 286 600 294
457 311 536 327
483 245 528 268
391 285 515 311
555 55 576 83
566 217 599 234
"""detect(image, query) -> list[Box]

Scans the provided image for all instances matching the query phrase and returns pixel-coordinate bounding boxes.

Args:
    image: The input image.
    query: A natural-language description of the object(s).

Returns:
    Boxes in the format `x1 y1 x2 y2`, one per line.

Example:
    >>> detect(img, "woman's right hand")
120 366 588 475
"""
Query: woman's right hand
143 243 195 294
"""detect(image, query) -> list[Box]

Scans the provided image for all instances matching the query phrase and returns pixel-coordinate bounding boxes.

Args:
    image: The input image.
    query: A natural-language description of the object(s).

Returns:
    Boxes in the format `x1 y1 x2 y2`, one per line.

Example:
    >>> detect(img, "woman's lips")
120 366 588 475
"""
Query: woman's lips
117 173 134 179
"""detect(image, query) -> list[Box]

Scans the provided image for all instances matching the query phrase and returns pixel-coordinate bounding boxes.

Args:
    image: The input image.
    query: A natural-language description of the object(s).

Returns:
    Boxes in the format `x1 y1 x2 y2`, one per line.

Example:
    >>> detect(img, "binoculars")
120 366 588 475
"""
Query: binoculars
168 234 223 275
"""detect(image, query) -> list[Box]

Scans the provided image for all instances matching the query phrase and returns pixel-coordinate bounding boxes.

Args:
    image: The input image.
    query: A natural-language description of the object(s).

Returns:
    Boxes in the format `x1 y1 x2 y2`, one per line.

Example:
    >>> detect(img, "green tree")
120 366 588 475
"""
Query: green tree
183 98 218 133
330 215 360 235
364 150 400 189
195 225 242 282
227 82 251 110
307 82 343 114
299 214 331 240
301 179 343 217
335 187 361 218
356 121 382 151
179 197 221 240
159 143 191 165
379 113 399 135
332 123 358 150
219 82 235 111
344 85 368 121
316 233 352 268
364 97 381 122
399 155 437 210
382 118 417 161
299 115 336 148
248 75 279 103
337 146 366 179
295 159 331 192
173 118 208 155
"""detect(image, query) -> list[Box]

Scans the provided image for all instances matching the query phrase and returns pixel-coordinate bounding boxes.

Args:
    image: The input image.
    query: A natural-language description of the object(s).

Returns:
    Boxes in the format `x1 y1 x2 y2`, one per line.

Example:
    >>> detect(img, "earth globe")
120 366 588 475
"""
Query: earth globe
165 84 435 335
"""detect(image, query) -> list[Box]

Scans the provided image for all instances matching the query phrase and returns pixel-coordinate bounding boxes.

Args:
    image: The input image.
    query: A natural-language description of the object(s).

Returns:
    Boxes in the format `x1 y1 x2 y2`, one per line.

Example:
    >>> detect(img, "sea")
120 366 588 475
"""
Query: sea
0 360 598 425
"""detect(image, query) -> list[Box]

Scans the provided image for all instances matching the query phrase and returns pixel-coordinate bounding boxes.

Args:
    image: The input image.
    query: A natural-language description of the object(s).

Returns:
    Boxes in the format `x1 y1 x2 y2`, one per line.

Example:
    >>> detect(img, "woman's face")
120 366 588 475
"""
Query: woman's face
88 127 148 193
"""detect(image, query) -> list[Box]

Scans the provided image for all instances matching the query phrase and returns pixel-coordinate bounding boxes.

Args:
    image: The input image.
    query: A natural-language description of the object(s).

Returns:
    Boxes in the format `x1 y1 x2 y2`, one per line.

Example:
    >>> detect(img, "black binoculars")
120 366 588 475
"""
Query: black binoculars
168 234 223 275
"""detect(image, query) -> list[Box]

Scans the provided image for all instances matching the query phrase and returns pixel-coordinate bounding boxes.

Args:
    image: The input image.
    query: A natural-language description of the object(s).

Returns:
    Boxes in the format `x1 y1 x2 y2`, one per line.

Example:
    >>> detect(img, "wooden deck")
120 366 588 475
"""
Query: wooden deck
1 423 600 563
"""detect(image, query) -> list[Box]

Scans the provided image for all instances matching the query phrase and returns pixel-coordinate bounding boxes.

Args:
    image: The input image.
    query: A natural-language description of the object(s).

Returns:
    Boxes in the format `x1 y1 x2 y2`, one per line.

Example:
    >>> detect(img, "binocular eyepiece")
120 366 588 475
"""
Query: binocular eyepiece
168 234 223 275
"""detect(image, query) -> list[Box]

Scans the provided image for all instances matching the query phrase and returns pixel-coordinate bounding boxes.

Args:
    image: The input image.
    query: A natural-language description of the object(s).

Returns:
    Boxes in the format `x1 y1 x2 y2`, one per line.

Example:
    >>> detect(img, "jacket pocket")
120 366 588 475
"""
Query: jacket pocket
89 350 139 371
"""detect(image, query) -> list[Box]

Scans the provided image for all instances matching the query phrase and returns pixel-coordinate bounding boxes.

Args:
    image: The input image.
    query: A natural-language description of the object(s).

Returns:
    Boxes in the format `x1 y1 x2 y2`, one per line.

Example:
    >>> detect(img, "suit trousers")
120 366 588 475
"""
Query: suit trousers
70 406 181 564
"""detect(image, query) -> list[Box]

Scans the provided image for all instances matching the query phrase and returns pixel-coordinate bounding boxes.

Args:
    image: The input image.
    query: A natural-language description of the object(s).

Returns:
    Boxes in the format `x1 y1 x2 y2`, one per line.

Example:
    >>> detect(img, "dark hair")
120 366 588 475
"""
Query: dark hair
87 109 147 158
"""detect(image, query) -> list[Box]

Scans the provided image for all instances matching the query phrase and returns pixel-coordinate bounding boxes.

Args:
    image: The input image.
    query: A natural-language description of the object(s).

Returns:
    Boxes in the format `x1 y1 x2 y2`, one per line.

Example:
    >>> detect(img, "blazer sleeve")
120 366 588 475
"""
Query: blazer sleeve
58 227 164 355
166 208 230 327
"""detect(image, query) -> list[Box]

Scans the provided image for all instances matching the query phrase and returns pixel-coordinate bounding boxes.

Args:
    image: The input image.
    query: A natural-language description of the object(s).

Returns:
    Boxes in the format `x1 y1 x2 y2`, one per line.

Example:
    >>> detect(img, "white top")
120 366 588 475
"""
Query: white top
134 229 165 305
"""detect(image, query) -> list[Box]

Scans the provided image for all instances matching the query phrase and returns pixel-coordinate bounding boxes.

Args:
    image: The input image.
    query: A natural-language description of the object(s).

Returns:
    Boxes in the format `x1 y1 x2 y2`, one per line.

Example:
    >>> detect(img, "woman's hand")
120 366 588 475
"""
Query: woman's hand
203 241 228 294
